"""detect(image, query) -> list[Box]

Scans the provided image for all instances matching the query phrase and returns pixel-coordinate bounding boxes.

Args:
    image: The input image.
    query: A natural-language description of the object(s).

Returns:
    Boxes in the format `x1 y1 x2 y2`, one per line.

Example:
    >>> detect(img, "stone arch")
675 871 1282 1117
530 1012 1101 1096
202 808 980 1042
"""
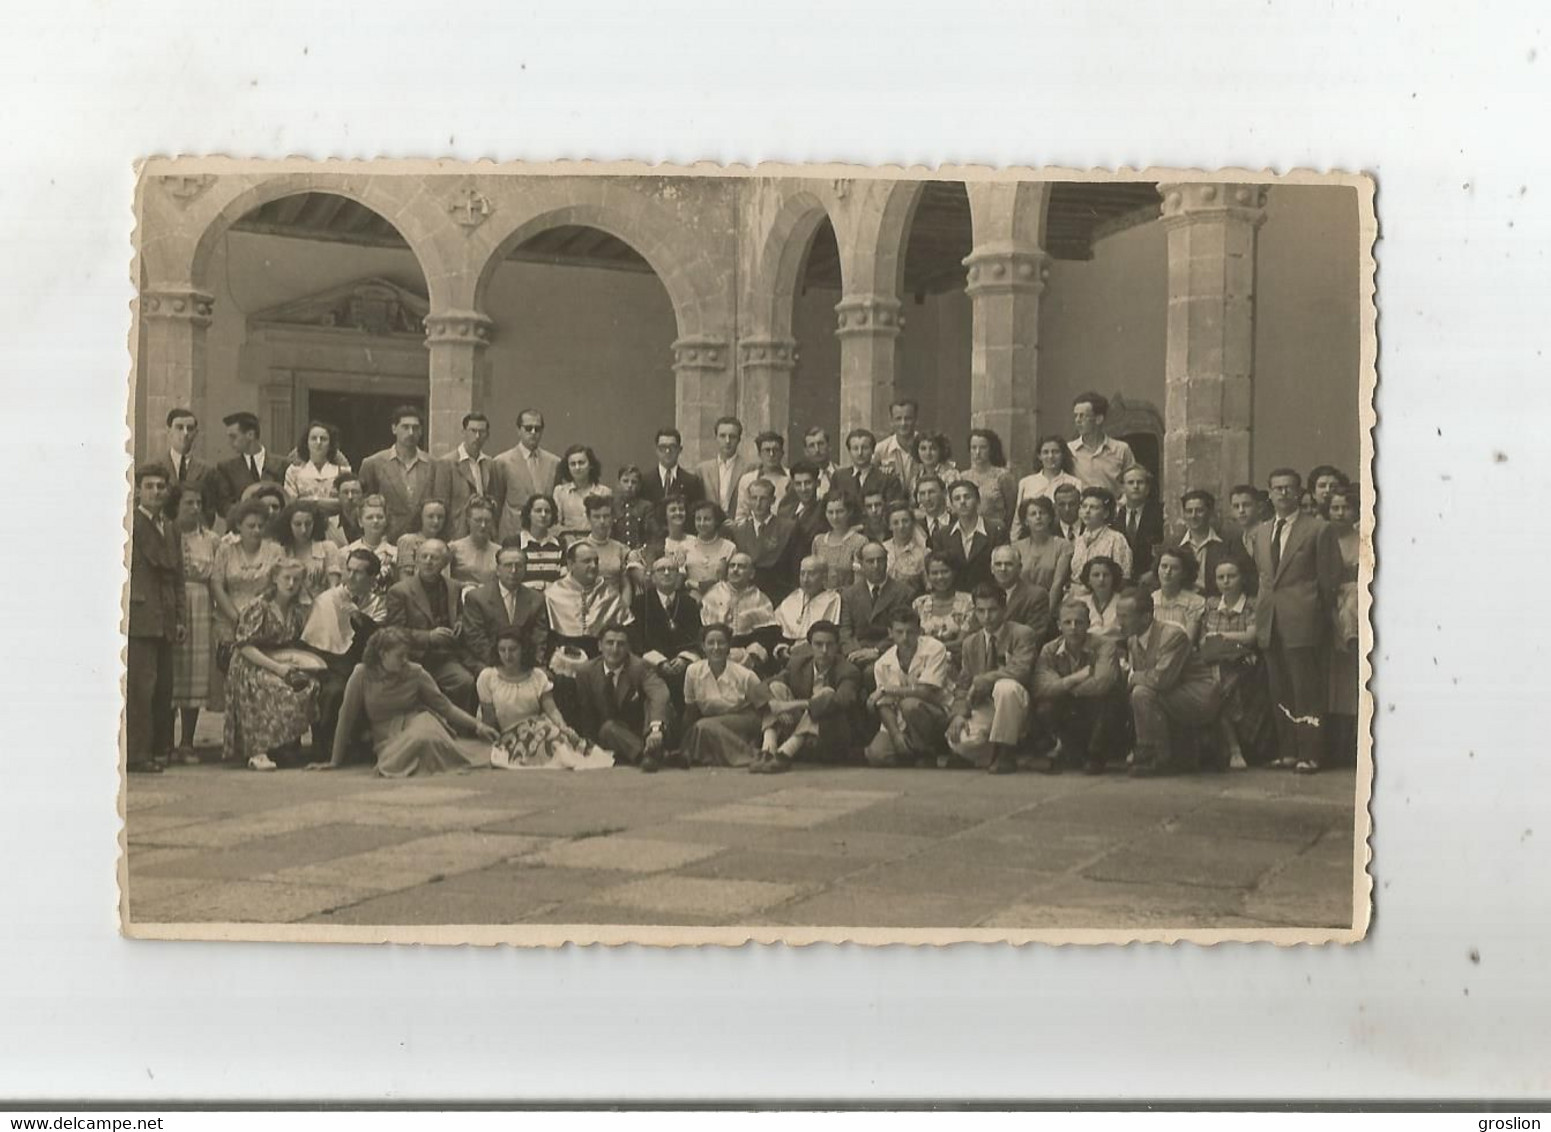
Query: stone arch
744 185 844 339
839 178 926 297
965 179 1050 250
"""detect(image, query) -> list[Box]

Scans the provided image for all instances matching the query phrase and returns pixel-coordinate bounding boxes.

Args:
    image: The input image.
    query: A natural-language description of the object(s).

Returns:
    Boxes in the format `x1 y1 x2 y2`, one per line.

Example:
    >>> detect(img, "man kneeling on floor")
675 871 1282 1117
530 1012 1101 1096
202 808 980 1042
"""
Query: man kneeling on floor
759 620 863 775
573 621 674 773
1032 599 1125 775
947 584 1039 775
865 606 951 767
1119 588 1222 777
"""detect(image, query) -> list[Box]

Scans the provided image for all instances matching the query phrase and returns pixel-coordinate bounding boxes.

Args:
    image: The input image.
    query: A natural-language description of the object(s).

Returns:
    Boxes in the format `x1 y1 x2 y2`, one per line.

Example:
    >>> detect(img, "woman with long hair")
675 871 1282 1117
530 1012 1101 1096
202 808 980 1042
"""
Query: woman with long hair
309 627 499 776
1010 495 1073 613
394 498 450 577
912 551 976 656
959 428 1018 535
1078 556 1125 640
1012 434 1085 537
553 444 610 538
270 499 342 601
165 483 219 763
911 432 958 499
1151 546 1207 644
478 627 611 770
283 420 351 511
222 558 322 771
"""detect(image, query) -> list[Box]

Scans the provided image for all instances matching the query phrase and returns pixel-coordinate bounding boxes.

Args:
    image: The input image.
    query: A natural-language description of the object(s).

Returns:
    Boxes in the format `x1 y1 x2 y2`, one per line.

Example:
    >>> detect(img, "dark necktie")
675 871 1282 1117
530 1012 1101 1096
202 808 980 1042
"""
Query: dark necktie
176 455 187 482
247 454 257 478
1271 519 1286 573
1127 509 1138 540
986 631 998 669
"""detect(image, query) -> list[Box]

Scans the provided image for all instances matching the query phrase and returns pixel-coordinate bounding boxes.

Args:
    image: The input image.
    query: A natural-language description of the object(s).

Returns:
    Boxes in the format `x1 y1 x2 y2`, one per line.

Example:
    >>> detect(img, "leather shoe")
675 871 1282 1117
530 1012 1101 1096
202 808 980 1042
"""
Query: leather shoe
639 754 661 774
127 760 163 775
988 749 1018 775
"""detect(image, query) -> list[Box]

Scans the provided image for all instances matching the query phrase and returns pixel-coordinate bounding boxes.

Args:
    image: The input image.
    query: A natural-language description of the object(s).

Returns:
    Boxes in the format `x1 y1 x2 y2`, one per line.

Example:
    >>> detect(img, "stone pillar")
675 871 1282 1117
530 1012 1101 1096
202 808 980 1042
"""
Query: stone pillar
737 336 797 443
834 294 901 436
138 287 214 460
963 243 1049 472
1158 182 1267 520
423 310 493 457
672 334 735 466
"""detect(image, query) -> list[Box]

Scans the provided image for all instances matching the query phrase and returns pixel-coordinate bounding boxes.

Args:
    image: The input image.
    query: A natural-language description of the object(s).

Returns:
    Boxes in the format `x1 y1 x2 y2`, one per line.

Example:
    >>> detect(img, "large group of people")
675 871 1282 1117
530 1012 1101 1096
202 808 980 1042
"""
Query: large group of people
127 392 1362 781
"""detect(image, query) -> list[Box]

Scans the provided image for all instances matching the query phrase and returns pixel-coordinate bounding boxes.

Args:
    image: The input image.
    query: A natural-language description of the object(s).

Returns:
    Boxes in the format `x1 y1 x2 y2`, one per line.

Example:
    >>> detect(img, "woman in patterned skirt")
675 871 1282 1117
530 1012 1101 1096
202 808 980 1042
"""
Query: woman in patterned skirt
167 484 219 764
1199 557 1275 768
222 559 321 771
209 498 285 712
477 626 611 770
311 627 498 777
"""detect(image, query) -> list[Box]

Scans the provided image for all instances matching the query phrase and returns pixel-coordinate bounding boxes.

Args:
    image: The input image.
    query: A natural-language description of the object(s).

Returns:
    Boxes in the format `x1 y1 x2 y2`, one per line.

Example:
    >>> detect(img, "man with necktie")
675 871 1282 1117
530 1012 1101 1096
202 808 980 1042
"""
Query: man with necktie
947 584 1038 774
574 623 673 772
127 467 185 774
640 427 705 507
438 411 495 539
460 544 549 674
213 411 285 522
490 408 561 540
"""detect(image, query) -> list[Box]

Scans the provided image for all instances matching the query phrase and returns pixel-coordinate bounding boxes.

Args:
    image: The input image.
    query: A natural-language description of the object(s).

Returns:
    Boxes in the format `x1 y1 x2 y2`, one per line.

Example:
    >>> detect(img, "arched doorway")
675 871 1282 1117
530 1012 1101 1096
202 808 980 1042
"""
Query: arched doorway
789 215 844 454
212 192 433 468
897 181 974 454
481 225 679 474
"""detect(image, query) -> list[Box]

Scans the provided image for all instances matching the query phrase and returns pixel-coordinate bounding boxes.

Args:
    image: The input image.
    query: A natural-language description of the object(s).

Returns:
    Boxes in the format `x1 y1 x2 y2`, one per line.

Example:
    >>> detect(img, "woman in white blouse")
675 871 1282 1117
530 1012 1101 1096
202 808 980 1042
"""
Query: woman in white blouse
1012 434 1085 538
283 421 351 512
681 622 772 767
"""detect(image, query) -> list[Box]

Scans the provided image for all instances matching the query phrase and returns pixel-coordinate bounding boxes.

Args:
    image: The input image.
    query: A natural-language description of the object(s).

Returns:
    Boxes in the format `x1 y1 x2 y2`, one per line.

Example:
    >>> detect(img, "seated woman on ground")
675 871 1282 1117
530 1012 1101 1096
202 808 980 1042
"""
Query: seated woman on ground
310 627 499 777
1199 557 1275 769
1151 546 1207 644
271 499 342 602
477 626 609 770
679 622 773 768
1078 556 1125 640
395 499 450 575
222 557 325 771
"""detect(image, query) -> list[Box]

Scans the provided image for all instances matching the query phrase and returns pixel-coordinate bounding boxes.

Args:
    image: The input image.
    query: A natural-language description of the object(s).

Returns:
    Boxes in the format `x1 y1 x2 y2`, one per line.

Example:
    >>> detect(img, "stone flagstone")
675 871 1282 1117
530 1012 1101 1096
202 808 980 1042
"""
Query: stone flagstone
267 832 547 893
531 835 724 874
593 875 803 919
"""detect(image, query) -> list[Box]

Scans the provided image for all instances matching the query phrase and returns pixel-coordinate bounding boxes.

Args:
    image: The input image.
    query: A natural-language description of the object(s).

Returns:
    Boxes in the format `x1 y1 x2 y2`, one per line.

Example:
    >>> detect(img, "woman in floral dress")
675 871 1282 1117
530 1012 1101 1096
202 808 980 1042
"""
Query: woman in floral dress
168 483 219 763
477 627 611 770
222 559 320 771
209 498 285 710
912 552 976 658
271 499 342 602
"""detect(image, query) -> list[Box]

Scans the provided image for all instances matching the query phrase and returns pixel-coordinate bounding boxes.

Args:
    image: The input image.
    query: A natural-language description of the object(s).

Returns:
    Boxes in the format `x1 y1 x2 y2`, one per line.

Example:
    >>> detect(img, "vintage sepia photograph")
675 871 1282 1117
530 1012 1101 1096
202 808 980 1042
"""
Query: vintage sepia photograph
121 160 1373 944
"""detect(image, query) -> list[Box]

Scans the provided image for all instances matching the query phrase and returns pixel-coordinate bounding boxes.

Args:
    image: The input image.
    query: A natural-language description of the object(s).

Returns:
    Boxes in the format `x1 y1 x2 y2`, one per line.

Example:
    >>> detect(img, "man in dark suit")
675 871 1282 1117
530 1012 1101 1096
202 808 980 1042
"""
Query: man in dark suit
383 538 475 710
931 479 1007 591
728 478 798 601
838 541 916 672
150 408 217 526
460 544 549 673
1115 465 1165 580
212 411 286 521
989 544 1052 646
437 411 495 540
1053 483 1083 543
640 427 706 507
780 461 827 547
1250 468 1344 772
829 428 906 515
762 620 864 772
627 557 702 708
127 467 184 774
574 622 673 772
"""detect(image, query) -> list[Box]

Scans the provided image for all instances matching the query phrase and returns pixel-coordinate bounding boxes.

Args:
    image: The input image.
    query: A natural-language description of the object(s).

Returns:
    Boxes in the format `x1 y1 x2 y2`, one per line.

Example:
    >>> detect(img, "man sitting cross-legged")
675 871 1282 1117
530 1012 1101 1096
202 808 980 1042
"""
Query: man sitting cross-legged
1119 588 1222 778
865 607 952 767
946 583 1039 775
1032 599 1126 775
573 622 674 773
758 620 864 775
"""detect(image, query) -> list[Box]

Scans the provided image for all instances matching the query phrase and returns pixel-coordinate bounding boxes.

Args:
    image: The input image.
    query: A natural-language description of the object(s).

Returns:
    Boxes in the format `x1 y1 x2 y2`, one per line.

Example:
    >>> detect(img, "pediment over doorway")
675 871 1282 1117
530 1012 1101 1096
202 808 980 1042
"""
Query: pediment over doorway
249 277 429 336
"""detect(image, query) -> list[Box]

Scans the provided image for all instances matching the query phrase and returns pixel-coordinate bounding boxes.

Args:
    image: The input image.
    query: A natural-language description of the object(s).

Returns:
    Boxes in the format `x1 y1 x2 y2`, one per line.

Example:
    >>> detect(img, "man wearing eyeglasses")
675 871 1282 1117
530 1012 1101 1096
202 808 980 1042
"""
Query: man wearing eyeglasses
640 426 706 506
491 408 561 541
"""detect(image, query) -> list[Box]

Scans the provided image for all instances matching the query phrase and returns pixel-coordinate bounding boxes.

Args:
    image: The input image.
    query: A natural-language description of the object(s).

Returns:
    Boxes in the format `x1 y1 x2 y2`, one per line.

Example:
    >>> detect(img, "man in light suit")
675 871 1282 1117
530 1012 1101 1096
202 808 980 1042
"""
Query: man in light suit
438 411 495 539
491 408 561 540
694 415 756 521
574 623 674 772
212 411 286 521
127 467 184 774
357 405 453 542
459 544 549 673
640 426 706 507
948 584 1039 775
382 539 474 710
728 478 799 601
1120 589 1221 777
1250 467 1344 772
150 408 217 526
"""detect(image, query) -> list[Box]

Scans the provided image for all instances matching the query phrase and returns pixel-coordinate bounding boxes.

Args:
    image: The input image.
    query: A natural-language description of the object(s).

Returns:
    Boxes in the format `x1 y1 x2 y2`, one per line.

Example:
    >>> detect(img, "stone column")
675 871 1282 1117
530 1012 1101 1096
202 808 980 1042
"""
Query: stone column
834 294 901 436
138 287 214 460
672 334 735 466
737 336 797 443
1158 182 1267 519
963 243 1049 472
423 310 493 457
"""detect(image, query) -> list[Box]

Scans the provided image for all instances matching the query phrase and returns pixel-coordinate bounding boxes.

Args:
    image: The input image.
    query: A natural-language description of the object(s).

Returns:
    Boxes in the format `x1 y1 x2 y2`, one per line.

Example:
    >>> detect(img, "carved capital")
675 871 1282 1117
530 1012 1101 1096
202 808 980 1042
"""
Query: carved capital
738 336 798 371
1157 182 1268 230
141 288 215 327
423 310 494 348
672 335 730 372
963 245 1051 297
834 294 903 338
158 174 215 208
448 187 494 231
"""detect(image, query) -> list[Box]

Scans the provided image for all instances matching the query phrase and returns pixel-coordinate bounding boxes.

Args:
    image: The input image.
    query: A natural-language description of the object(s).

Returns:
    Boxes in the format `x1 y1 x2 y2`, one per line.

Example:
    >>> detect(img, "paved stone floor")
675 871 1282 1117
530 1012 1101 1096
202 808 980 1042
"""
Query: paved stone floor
123 734 1360 931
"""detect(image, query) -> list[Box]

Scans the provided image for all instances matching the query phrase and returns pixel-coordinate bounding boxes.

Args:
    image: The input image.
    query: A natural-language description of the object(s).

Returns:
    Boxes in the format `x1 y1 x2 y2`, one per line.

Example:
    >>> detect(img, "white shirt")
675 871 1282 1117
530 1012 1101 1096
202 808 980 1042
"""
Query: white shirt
951 518 989 558
774 587 842 641
245 447 269 477
497 581 522 620
168 449 190 480
456 443 488 496
716 456 739 507
285 459 344 501
737 468 790 515
1269 512 1299 561
874 634 951 693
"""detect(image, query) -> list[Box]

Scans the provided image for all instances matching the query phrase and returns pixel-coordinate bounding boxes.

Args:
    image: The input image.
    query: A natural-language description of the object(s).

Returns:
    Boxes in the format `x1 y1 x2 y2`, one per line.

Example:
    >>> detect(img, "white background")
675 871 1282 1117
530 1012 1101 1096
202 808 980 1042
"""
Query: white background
2 0 1547 1103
